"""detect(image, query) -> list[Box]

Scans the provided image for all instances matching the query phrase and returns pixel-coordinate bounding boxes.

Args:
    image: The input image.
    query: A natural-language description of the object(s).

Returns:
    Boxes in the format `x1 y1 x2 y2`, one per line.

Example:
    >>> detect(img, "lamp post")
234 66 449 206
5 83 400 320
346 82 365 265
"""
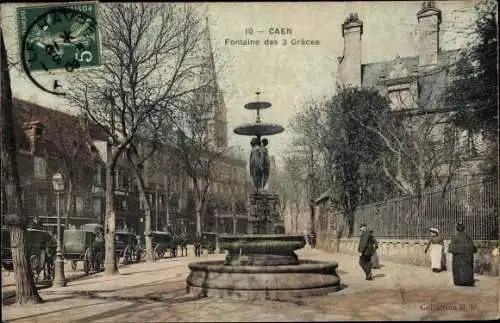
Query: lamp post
52 172 67 287
215 208 219 253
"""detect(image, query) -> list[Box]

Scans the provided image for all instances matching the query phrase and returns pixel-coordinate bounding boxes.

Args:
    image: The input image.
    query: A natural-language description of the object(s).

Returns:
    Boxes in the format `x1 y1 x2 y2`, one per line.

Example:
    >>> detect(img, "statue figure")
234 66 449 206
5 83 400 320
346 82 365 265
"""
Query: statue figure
261 138 270 189
249 137 264 190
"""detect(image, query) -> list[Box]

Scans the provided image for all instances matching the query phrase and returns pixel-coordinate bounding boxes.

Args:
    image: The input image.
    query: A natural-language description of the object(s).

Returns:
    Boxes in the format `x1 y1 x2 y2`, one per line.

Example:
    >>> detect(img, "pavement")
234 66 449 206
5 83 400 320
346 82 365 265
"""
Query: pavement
2 246 499 322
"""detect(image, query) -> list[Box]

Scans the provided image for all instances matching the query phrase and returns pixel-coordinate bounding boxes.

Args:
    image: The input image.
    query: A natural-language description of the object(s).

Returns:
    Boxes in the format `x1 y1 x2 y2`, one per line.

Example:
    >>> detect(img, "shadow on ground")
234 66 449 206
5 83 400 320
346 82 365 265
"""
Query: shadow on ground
7 287 206 322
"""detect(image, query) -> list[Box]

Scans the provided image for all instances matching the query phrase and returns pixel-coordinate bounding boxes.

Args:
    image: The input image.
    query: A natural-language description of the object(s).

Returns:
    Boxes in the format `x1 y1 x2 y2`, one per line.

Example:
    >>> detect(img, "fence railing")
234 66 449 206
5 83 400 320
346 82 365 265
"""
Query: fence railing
320 180 498 240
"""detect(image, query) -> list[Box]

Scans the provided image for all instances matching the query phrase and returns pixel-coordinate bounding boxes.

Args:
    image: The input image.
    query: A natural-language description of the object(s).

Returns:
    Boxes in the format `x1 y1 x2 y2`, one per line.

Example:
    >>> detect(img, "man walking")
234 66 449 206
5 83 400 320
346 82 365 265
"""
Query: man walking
358 224 376 280
194 233 202 257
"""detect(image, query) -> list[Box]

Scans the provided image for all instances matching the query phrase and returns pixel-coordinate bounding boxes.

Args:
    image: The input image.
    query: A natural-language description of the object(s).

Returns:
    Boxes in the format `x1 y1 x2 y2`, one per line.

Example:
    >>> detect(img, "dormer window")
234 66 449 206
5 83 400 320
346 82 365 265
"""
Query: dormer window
380 55 419 111
388 85 413 110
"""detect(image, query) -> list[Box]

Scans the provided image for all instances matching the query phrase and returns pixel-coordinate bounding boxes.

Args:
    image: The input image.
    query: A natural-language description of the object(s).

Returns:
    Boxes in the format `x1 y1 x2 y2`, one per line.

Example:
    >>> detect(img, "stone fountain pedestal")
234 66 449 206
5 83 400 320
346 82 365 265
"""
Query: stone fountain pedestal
186 95 341 300
186 234 341 300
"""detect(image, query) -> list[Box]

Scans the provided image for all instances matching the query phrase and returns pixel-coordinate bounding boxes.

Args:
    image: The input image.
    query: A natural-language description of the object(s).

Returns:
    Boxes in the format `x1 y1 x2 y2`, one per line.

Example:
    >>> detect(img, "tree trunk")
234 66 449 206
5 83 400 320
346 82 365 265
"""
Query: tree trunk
309 201 315 233
136 178 153 262
295 203 300 233
104 161 118 275
196 200 202 235
125 147 154 261
194 178 202 235
1 27 42 304
64 178 73 228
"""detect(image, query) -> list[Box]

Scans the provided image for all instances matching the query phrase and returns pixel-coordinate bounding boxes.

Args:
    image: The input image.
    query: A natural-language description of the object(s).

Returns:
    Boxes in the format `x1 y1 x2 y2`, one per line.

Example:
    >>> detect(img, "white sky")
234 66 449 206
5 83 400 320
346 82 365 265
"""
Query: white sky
1 1 477 167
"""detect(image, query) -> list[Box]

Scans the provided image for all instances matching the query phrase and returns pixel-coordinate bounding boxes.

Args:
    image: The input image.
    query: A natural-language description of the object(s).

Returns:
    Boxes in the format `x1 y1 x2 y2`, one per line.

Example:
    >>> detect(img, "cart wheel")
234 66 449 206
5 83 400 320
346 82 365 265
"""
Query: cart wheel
71 260 77 271
122 247 130 266
93 252 102 272
153 246 160 261
30 255 39 282
46 256 55 280
134 249 141 263
83 248 92 274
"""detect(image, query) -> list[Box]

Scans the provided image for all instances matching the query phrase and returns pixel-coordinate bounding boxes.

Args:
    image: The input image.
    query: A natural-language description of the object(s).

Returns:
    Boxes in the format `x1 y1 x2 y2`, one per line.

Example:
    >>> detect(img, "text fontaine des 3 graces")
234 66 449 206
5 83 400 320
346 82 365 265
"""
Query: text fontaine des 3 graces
225 27 320 46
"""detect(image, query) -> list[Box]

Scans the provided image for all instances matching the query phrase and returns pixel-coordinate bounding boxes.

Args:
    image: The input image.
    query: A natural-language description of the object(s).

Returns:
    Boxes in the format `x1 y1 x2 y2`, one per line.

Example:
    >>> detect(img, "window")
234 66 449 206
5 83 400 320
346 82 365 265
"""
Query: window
115 170 120 188
76 196 84 217
35 192 47 212
443 125 456 156
33 157 47 179
95 165 102 186
466 132 479 158
388 88 412 110
93 198 101 218
458 129 479 158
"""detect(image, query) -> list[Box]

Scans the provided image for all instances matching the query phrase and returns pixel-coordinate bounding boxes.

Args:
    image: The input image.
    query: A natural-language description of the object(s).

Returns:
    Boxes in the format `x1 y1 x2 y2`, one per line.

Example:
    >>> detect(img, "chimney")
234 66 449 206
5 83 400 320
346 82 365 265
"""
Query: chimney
338 13 363 87
416 1 441 69
23 120 44 155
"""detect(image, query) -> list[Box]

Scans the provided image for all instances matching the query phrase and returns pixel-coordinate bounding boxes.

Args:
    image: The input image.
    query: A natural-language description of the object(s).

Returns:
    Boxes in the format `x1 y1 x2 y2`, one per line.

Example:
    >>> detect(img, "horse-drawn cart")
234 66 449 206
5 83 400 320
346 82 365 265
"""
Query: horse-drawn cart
149 231 177 260
64 227 103 274
1 227 56 282
115 231 140 265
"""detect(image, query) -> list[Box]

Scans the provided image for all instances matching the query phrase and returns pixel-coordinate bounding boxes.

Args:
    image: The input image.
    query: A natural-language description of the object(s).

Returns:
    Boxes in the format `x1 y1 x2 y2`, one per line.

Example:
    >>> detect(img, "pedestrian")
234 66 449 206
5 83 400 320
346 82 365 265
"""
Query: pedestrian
193 233 202 257
311 231 316 249
180 232 188 257
448 222 477 286
358 224 376 280
370 233 380 269
424 227 444 273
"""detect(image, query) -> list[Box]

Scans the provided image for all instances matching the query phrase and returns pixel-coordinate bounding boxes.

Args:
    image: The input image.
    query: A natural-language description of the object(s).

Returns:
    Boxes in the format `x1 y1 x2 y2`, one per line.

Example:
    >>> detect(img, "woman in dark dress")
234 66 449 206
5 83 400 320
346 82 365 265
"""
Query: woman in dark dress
448 222 477 286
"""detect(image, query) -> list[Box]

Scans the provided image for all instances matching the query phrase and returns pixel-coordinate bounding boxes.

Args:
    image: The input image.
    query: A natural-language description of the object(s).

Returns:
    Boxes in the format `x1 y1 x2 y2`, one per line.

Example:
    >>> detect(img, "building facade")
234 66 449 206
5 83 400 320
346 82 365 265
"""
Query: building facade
8 97 250 236
336 1 488 185
8 98 108 233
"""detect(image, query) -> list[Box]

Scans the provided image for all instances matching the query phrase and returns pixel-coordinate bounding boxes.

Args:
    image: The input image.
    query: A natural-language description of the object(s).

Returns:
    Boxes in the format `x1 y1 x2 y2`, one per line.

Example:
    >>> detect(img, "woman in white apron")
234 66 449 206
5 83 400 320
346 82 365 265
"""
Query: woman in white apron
424 228 444 272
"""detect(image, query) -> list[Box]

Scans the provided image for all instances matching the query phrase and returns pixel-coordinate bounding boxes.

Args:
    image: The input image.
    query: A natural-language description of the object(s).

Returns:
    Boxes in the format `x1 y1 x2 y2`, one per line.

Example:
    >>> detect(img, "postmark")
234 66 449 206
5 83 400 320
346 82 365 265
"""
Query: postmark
18 3 100 95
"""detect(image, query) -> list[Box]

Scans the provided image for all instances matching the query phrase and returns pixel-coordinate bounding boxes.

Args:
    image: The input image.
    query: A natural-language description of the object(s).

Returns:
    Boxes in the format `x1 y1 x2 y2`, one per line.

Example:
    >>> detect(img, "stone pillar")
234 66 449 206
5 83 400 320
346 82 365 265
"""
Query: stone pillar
416 1 441 69
337 13 363 87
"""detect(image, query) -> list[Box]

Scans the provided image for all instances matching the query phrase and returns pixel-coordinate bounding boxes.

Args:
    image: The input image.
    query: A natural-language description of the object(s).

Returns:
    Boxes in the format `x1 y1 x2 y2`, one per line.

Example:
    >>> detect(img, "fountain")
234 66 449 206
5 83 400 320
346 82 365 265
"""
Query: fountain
186 93 341 300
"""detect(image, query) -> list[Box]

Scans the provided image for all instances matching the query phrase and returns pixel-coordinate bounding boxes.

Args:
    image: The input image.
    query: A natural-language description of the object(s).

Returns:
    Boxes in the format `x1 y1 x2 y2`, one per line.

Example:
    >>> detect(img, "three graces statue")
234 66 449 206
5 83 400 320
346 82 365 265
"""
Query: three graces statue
249 137 270 191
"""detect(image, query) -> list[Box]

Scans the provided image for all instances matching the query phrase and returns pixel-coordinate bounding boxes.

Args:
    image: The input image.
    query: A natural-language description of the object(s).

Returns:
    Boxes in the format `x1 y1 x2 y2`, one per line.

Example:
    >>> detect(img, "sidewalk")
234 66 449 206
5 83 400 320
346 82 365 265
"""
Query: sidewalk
2 247 498 322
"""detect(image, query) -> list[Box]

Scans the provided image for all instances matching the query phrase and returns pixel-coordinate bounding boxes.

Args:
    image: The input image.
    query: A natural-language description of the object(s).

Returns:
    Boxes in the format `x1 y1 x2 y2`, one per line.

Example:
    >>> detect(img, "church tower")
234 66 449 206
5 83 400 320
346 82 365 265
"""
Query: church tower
200 17 228 150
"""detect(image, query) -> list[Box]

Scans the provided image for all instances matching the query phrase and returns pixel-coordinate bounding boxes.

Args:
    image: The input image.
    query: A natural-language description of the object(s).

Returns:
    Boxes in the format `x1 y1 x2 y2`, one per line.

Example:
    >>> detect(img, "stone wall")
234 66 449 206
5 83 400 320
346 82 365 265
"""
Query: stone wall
317 232 499 276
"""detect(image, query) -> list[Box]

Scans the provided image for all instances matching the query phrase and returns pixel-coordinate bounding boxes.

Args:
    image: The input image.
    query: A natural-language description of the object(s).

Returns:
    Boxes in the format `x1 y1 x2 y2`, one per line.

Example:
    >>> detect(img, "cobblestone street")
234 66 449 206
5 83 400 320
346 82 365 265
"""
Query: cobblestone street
2 247 498 322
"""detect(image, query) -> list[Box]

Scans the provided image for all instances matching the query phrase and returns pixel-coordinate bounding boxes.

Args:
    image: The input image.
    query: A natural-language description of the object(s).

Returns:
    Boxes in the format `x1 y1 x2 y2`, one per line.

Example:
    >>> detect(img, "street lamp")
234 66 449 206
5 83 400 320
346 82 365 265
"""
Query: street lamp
215 209 219 253
52 172 67 287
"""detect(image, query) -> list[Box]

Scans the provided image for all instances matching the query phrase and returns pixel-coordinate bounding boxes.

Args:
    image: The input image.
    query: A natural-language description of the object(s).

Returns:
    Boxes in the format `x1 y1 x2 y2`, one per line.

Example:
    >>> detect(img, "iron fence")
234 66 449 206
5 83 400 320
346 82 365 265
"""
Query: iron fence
324 180 498 240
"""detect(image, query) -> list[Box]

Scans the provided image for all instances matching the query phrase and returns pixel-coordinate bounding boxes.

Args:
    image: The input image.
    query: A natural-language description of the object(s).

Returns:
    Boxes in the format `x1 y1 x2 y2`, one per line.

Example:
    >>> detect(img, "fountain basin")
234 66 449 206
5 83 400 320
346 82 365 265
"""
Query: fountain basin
186 260 341 300
233 122 285 136
220 234 305 266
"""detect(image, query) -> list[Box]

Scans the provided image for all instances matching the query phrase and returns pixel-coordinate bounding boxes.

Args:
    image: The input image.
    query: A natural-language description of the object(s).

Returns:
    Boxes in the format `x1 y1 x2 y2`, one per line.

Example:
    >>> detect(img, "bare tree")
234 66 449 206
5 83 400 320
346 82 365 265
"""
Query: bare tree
351 67 464 198
276 158 307 234
172 101 232 235
1 27 42 304
168 15 233 236
68 3 207 273
287 100 329 233
147 143 184 232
